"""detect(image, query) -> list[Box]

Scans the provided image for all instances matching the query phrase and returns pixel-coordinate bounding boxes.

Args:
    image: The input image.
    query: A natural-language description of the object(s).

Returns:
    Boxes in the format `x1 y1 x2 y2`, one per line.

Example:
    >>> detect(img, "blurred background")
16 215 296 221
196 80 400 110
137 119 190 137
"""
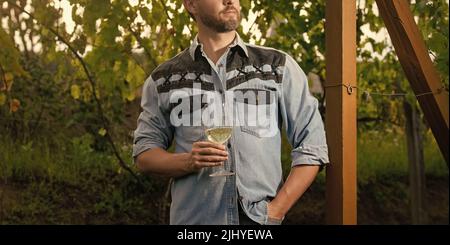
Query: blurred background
0 0 448 224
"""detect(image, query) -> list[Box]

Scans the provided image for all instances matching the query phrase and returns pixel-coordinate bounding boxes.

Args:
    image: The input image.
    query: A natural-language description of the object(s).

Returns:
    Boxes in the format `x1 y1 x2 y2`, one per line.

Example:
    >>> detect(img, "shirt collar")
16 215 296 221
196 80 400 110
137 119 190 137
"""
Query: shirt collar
189 32 249 61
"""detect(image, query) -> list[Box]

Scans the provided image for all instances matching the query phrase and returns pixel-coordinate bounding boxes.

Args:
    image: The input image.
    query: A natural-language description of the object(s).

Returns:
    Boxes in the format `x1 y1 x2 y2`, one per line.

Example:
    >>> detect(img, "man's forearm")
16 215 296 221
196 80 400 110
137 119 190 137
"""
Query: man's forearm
268 165 320 220
136 148 191 178
136 142 228 178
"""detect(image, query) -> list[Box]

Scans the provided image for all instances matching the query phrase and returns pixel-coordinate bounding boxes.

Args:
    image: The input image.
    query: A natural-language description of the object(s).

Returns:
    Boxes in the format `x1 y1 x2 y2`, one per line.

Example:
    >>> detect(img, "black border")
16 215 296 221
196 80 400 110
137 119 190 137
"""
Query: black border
0 225 448 244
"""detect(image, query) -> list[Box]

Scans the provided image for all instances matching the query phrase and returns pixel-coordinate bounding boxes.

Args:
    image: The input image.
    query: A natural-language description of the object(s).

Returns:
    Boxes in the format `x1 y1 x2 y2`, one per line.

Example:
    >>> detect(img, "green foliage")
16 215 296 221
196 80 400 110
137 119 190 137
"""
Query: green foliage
0 28 27 77
356 0 449 131
0 134 165 224
413 0 449 86
356 129 449 184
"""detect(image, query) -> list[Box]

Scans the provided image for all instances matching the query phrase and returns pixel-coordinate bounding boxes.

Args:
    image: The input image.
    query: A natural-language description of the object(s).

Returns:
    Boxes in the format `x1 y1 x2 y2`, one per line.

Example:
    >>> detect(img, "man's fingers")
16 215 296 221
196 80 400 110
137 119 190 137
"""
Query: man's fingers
196 147 228 156
194 141 226 150
196 161 224 168
192 142 228 156
195 155 228 162
190 141 228 170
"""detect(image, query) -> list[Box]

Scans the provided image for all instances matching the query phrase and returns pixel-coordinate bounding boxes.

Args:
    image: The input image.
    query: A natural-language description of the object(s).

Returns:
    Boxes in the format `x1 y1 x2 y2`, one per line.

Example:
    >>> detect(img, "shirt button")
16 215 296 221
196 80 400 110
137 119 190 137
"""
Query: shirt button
227 142 231 148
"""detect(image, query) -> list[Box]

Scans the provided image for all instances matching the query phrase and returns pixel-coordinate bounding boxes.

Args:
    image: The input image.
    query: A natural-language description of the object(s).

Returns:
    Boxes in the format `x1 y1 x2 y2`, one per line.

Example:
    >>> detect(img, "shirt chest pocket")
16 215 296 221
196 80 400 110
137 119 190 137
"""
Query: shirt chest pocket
233 87 278 138
170 94 207 142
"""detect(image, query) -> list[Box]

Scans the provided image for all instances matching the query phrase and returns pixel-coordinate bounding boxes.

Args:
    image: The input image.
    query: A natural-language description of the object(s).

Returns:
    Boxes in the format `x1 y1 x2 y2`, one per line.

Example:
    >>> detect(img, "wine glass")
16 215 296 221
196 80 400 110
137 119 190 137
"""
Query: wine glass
205 126 235 177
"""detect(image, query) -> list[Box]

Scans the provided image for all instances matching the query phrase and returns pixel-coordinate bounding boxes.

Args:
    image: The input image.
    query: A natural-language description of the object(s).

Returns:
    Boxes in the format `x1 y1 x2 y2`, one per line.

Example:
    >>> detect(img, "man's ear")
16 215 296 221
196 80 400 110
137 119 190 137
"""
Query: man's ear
183 0 196 15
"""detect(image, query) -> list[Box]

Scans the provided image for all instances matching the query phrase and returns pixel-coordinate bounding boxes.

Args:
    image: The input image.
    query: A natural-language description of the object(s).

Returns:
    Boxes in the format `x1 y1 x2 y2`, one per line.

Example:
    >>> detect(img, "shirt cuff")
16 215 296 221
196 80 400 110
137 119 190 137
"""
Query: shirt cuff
291 144 329 168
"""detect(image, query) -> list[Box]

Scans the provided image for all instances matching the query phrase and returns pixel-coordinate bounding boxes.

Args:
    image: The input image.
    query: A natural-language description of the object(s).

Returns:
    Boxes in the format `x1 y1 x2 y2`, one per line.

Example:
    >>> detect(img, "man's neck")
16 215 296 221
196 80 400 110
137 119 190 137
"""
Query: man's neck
197 29 236 65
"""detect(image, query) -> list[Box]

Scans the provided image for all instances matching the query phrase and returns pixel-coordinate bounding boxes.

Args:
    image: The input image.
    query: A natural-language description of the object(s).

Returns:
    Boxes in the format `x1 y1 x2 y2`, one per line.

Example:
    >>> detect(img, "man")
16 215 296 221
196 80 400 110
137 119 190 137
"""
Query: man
133 0 329 225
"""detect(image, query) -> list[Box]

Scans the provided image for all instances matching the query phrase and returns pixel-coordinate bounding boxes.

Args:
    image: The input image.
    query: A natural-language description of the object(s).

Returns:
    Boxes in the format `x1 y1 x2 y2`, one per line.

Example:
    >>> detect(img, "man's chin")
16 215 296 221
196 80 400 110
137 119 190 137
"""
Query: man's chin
200 15 240 33
222 19 240 30
218 26 238 33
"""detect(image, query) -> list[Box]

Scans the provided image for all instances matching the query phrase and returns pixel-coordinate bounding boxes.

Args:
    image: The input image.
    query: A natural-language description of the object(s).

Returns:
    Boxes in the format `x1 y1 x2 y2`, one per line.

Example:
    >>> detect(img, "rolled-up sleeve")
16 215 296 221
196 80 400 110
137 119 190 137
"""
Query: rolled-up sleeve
132 76 174 161
280 55 329 167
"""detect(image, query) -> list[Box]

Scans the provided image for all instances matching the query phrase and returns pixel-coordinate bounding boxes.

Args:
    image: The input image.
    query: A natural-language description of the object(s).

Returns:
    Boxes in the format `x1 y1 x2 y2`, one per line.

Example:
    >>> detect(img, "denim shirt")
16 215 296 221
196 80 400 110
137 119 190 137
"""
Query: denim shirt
133 33 329 225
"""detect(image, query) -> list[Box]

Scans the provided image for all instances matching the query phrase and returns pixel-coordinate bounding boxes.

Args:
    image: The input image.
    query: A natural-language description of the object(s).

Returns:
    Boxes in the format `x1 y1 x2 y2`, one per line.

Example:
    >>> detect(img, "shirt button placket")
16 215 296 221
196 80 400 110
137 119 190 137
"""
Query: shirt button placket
218 63 226 86
220 61 232 224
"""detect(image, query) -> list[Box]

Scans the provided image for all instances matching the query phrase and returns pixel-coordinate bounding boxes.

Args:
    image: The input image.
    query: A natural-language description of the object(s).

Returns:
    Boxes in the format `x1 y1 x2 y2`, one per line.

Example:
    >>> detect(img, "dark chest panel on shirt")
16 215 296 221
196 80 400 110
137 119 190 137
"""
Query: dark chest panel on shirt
227 46 285 89
152 45 286 94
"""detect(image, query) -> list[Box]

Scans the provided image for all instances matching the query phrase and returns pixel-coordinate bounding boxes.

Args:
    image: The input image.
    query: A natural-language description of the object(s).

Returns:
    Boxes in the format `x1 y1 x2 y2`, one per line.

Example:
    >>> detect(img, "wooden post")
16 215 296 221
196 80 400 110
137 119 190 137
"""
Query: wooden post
376 0 449 164
325 0 357 224
404 101 428 224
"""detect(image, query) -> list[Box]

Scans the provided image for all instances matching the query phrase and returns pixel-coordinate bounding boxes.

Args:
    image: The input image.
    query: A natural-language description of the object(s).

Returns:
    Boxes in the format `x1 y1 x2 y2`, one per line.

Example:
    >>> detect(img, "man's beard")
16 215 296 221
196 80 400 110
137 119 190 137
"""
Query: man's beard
198 10 241 33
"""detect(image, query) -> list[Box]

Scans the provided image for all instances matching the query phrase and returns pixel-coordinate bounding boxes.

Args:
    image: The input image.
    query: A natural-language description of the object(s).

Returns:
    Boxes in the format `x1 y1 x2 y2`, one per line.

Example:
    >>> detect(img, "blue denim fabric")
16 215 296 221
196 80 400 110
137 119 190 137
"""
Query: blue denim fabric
133 33 329 225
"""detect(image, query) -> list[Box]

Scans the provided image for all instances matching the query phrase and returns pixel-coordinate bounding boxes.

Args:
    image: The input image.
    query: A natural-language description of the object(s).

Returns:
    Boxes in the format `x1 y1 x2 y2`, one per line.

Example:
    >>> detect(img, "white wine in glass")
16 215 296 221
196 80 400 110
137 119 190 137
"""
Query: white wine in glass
205 127 232 144
205 126 235 177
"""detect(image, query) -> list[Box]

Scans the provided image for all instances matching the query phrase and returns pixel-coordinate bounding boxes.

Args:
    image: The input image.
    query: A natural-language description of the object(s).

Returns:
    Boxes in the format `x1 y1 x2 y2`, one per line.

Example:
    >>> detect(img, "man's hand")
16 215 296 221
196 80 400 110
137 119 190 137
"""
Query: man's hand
267 202 285 220
135 141 229 178
186 141 229 172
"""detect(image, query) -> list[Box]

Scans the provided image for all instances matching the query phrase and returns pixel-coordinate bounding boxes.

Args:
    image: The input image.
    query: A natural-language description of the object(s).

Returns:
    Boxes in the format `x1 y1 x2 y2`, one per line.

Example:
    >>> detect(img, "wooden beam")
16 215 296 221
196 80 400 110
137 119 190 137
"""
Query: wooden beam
376 0 449 164
325 0 357 224
404 101 428 224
